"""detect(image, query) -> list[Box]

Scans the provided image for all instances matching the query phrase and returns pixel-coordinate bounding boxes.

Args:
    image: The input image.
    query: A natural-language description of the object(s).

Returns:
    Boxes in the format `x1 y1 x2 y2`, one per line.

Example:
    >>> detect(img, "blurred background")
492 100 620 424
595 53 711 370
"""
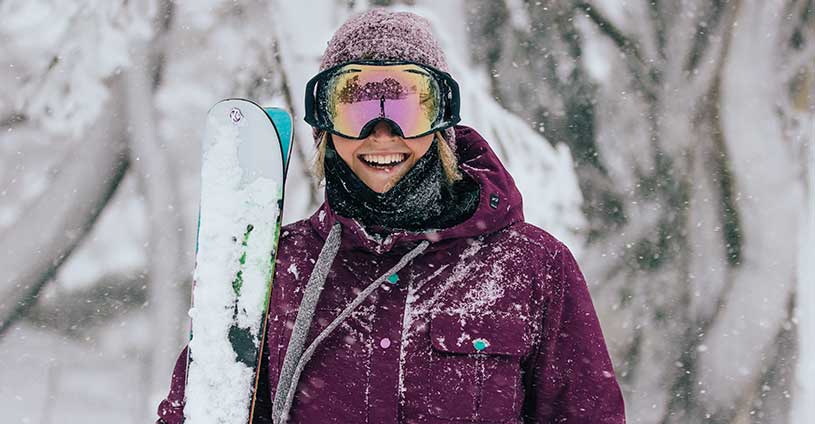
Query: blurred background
1 0 813 422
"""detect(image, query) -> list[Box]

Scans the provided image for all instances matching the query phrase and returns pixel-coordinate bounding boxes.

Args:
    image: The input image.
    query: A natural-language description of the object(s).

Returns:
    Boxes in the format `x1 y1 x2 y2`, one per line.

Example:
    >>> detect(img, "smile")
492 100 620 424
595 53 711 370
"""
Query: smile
358 153 409 169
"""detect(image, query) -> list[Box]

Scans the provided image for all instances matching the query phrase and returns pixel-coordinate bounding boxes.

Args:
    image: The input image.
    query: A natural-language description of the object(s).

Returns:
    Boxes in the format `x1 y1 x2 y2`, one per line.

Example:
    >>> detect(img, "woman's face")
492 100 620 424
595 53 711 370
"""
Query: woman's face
332 121 434 193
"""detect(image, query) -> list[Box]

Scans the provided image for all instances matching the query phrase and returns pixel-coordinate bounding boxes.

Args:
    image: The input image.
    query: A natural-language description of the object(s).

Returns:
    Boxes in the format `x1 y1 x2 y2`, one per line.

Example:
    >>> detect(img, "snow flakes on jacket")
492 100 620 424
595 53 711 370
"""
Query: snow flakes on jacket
157 126 625 423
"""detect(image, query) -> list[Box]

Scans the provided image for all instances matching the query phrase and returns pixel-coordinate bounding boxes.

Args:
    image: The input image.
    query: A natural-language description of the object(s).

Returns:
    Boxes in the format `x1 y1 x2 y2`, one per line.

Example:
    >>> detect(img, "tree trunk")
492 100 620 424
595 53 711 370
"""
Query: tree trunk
124 40 187 418
791 87 814 422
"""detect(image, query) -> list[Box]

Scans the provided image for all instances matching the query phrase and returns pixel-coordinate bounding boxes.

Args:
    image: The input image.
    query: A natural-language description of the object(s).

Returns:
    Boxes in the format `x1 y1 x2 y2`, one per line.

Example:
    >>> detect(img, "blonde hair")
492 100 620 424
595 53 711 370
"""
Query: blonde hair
311 131 462 185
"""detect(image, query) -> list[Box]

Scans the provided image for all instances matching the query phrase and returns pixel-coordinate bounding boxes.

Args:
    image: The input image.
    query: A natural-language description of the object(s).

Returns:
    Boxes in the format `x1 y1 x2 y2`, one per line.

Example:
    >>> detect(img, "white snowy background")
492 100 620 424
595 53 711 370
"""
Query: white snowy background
0 0 812 423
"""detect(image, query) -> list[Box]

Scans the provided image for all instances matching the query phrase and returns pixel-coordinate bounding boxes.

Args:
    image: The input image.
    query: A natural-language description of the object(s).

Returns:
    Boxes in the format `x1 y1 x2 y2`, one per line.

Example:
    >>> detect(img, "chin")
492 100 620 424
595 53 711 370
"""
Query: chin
370 183 390 193
359 167 409 193
361 178 390 193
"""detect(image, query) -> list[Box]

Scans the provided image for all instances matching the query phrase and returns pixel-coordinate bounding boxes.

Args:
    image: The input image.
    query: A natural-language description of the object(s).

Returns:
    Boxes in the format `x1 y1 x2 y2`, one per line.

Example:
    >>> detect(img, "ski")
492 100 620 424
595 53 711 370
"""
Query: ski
184 99 293 423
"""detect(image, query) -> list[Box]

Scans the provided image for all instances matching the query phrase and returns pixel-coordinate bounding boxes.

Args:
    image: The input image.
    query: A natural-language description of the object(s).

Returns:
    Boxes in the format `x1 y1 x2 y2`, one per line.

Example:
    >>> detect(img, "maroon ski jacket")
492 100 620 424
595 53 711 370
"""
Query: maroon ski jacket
158 125 625 423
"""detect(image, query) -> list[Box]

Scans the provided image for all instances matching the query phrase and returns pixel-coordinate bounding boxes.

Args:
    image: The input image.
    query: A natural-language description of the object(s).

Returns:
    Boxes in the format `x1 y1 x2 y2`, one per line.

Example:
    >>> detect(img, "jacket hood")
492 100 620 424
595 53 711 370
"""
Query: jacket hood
308 125 524 255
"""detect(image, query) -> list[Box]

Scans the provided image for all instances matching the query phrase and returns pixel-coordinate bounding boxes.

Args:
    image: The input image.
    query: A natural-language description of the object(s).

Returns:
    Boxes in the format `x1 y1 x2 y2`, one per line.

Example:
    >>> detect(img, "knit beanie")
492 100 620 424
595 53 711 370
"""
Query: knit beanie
312 8 457 148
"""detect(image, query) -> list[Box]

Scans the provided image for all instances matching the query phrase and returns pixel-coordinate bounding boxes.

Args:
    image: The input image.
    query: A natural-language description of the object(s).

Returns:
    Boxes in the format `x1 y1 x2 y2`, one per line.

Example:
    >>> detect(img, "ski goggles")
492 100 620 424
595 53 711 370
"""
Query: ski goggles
305 60 461 139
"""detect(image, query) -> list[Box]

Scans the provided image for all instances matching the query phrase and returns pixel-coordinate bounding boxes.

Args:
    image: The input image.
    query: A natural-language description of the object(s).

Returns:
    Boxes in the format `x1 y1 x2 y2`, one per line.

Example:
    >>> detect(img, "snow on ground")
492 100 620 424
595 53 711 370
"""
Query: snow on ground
0 321 151 424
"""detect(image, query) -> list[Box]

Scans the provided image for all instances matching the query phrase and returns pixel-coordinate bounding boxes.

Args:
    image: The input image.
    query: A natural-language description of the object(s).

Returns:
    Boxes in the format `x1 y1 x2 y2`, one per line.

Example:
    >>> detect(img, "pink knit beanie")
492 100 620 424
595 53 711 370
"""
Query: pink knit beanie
312 8 457 148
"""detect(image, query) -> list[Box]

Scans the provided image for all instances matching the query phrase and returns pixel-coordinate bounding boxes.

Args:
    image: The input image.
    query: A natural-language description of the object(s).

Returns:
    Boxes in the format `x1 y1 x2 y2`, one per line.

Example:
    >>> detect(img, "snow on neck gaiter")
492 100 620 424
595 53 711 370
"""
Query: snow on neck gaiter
324 137 471 233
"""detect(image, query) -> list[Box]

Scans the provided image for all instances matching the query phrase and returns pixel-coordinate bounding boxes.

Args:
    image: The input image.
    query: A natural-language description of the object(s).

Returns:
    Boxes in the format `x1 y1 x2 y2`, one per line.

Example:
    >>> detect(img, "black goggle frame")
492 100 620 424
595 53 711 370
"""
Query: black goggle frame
304 60 461 140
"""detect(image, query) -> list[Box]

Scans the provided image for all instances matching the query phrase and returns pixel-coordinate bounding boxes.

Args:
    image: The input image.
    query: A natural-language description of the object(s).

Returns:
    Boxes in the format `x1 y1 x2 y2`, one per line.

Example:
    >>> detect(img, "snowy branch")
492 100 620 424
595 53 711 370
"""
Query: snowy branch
270 33 321 207
576 2 644 64
783 43 815 82
25 272 149 336
575 1 657 101
681 0 731 73
0 113 26 128
646 0 668 61
0 81 130 337
686 2 739 105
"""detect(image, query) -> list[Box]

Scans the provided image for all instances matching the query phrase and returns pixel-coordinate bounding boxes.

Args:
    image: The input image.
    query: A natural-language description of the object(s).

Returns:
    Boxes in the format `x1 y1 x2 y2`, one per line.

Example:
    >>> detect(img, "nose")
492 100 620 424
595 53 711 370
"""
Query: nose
370 120 397 140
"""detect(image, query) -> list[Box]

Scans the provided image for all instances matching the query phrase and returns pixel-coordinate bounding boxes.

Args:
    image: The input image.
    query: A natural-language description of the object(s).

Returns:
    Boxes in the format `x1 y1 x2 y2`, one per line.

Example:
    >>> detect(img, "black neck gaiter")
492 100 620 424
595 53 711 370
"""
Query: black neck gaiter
324 138 479 233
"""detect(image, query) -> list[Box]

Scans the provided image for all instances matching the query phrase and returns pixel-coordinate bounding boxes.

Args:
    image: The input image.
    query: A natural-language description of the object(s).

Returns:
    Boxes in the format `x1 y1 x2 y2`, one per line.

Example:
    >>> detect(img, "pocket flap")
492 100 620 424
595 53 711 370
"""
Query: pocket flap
429 313 529 356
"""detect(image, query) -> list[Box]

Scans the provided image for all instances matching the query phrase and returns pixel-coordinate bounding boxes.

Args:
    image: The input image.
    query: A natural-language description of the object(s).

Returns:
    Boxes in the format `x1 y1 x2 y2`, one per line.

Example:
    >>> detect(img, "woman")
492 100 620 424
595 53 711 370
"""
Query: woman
159 8 625 423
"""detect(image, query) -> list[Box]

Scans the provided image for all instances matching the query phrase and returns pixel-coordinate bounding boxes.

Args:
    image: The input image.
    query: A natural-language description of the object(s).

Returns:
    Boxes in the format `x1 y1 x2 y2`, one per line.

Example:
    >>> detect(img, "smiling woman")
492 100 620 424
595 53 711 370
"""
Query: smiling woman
157 7 626 424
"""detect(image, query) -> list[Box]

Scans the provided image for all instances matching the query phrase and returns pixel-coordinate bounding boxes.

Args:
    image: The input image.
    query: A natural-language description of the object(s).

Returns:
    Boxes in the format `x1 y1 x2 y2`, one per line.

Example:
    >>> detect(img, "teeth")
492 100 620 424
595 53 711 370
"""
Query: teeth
361 153 407 166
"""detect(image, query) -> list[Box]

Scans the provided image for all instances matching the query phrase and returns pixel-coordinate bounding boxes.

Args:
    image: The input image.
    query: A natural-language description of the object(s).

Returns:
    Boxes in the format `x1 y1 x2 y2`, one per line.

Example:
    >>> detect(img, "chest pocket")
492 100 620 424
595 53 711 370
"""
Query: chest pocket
424 312 530 422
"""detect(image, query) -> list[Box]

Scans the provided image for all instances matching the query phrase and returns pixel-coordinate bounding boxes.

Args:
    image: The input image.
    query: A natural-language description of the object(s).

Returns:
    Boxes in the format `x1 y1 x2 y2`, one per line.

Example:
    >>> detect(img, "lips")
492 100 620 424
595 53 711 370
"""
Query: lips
358 152 409 169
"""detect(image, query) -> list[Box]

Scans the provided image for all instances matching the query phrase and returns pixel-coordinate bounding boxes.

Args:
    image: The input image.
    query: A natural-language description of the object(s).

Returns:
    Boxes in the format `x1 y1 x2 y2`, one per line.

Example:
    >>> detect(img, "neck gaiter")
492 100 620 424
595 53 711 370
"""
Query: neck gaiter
324 137 479 233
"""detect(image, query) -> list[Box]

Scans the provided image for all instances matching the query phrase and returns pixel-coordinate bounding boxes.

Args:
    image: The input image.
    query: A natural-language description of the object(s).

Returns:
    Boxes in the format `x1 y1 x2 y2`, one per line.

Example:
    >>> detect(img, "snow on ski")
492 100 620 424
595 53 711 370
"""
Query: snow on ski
184 99 291 424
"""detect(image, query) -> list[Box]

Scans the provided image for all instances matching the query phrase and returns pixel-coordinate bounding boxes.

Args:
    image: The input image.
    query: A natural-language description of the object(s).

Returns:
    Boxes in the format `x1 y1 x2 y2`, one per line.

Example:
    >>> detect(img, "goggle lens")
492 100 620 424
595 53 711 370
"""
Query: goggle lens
316 64 443 138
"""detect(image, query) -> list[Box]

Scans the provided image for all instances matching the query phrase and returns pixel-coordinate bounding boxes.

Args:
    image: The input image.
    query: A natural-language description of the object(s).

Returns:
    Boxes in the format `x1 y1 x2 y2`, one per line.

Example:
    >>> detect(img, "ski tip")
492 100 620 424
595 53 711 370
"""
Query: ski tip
204 98 286 188
264 107 293 171
205 98 292 180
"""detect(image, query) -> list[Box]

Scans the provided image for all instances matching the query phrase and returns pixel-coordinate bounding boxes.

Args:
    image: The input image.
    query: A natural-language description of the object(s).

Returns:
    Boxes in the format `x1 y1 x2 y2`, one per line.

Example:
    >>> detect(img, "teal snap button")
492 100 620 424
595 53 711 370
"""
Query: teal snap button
387 274 399 284
473 338 489 352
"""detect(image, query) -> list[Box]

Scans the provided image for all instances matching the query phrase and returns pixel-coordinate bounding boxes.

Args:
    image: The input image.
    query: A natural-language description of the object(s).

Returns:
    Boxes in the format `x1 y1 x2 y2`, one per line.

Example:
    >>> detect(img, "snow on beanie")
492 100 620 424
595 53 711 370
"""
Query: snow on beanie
312 8 457 148
318 8 449 72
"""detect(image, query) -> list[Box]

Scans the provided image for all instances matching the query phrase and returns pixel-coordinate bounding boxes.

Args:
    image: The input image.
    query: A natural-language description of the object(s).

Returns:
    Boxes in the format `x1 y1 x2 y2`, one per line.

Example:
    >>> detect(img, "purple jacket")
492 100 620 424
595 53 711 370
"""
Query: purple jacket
158 126 625 423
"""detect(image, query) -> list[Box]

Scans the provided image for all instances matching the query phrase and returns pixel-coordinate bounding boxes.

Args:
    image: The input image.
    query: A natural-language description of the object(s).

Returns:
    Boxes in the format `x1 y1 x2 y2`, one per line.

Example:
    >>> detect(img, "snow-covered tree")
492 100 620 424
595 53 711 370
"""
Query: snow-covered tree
467 0 814 422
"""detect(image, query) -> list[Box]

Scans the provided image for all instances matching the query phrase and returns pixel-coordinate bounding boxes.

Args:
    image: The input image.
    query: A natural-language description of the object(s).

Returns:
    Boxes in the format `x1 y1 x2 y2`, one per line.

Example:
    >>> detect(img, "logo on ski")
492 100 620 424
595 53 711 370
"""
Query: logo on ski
230 107 244 124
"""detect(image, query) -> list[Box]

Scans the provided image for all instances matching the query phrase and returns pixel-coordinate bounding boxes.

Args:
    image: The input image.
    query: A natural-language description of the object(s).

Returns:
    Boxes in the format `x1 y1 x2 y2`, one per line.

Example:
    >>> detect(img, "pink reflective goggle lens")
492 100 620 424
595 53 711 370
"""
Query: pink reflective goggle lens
305 62 460 139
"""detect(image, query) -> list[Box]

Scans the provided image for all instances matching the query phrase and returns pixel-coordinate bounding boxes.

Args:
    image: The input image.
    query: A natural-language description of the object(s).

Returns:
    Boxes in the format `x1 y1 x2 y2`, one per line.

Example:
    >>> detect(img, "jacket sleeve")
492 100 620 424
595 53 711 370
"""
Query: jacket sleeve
155 346 275 423
523 242 626 423
156 347 188 424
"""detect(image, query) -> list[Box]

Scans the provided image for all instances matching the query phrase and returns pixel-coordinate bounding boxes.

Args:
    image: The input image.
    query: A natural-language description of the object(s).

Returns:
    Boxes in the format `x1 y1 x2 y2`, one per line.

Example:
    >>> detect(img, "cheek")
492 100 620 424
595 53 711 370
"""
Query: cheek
409 135 435 160
332 139 358 167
